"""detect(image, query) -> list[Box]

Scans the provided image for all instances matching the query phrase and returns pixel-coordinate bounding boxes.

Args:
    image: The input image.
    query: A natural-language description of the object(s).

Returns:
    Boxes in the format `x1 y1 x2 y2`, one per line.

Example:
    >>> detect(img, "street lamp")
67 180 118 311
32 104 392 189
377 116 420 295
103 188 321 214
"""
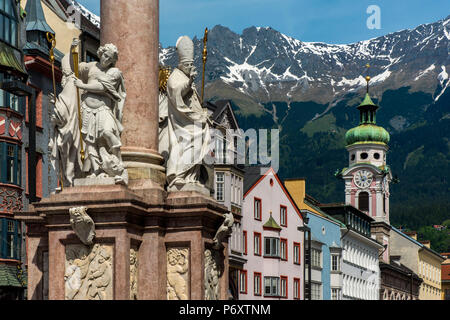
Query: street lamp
298 215 311 300
1 80 37 203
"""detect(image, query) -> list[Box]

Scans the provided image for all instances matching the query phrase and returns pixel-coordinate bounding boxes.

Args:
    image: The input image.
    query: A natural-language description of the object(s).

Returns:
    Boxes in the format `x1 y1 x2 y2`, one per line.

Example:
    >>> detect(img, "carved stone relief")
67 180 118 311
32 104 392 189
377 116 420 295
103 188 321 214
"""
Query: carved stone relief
65 244 113 300
166 248 189 300
130 248 138 300
204 249 221 300
69 207 95 245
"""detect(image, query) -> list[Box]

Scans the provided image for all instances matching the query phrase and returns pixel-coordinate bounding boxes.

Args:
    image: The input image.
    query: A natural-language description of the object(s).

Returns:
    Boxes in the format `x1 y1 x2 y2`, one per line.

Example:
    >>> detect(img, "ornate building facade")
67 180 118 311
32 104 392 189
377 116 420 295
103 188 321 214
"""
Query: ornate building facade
319 203 382 300
285 179 344 300
240 167 305 300
207 100 246 300
0 0 28 300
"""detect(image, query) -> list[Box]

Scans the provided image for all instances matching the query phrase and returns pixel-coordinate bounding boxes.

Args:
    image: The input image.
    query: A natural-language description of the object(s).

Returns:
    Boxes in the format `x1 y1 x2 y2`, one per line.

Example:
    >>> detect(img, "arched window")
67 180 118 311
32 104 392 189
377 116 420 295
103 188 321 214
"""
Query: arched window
359 192 369 211
0 0 19 47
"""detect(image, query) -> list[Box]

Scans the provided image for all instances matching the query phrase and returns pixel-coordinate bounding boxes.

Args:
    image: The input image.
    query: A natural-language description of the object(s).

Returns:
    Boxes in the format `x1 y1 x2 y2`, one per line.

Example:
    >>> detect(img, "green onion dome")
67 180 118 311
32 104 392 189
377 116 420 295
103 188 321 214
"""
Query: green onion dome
345 93 390 146
345 124 390 146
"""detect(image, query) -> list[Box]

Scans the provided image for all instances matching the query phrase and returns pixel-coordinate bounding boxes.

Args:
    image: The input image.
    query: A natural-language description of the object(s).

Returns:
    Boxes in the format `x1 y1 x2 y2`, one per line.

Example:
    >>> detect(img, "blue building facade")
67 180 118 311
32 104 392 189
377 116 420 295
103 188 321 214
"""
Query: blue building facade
302 203 344 300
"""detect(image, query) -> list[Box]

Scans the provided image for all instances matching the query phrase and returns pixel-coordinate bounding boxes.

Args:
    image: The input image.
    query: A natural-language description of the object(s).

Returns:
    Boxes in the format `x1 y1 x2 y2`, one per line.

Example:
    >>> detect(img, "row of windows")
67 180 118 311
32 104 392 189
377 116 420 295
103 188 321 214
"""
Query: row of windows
419 261 441 283
350 152 384 162
240 271 300 299
215 172 243 205
0 0 18 48
0 218 21 260
421 283 441 297
0 142 21 185
254 198 287 227
343 275 378 300
243 232 301 264
342 240 378 270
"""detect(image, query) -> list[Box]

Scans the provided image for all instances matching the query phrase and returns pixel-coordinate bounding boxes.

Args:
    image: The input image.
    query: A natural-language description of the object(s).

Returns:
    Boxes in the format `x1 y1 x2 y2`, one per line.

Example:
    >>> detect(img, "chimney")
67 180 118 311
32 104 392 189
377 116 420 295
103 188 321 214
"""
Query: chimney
404 231 418 240
420 240 431 248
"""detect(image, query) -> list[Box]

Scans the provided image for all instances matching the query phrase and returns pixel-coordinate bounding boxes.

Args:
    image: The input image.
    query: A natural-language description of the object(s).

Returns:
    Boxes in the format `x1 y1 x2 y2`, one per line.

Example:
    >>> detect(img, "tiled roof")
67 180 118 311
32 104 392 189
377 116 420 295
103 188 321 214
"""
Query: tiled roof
25 0 55 34
0 264 26 288
0 42 27 74
263 213 282 230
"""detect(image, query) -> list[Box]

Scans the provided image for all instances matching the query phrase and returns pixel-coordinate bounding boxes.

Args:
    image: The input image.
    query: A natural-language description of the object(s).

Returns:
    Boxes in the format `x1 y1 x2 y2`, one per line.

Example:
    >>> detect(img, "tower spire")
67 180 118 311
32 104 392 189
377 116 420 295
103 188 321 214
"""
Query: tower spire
24 0 54 34
365 63 371 94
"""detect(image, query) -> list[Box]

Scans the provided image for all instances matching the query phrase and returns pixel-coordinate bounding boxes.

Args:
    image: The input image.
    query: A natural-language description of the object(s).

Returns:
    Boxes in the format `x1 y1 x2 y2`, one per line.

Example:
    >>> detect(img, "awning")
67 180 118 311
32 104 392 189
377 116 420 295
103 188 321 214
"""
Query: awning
0 264 26 288
0 42 27 75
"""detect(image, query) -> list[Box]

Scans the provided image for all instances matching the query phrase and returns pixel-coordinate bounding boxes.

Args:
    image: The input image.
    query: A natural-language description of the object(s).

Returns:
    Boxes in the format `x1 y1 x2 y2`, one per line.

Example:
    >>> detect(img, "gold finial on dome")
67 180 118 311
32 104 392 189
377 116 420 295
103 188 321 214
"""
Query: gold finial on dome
365 64 371 93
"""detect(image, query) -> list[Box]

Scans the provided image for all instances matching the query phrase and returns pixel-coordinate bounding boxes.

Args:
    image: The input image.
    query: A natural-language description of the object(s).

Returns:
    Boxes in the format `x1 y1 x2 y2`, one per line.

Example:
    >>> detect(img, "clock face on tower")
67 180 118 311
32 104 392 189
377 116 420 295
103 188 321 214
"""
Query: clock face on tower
354 170 373 188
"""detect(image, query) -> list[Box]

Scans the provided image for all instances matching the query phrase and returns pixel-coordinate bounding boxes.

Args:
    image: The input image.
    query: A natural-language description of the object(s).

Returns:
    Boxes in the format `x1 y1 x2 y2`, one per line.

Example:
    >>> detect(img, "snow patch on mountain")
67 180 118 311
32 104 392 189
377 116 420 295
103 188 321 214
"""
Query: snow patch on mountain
435 66 449 101
415 64 436 81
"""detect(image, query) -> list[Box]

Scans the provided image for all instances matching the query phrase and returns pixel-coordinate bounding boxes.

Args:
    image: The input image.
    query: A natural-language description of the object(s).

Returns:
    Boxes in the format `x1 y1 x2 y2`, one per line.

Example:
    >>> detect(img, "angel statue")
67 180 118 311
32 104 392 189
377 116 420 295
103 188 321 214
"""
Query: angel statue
48 53 82 187
71 39 128 185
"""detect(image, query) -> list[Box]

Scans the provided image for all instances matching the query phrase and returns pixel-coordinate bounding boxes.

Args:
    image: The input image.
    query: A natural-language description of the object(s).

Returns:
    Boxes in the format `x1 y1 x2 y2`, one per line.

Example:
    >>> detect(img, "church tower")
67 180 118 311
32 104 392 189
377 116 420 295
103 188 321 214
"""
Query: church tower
339 74 392 224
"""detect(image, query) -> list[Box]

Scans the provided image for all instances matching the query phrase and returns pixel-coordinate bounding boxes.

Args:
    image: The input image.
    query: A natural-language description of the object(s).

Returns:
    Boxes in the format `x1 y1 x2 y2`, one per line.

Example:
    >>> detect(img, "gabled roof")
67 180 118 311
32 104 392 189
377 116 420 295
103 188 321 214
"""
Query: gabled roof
25 0 55 34
391 226 446 261
244 166 304 221
206 100 240 130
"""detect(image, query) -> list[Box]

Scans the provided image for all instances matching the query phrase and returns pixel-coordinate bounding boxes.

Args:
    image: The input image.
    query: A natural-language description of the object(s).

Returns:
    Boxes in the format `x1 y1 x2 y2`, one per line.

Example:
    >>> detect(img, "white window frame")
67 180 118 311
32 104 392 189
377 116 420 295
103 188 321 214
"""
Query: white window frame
264 277 280 297
264 237 280 257
215 172 224 201
331 254 340 272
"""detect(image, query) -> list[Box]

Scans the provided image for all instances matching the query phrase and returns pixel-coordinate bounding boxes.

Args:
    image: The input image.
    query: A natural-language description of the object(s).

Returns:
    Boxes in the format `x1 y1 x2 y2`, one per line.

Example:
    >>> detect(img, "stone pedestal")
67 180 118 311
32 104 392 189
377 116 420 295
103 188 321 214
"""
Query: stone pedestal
17 187 229 300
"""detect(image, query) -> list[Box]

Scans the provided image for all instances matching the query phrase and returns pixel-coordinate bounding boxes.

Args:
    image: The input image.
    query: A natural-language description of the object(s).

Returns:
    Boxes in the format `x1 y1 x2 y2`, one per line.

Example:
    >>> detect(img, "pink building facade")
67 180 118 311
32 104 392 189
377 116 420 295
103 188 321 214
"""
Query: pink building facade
239 167 305 300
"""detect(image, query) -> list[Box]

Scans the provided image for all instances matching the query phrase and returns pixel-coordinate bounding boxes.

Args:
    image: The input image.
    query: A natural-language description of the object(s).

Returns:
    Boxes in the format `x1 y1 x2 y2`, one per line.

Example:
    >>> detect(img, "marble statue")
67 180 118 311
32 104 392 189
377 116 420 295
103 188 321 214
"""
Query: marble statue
69 207 95 245
166 248 189 300
48 54 82 187
204 249 220 300
213 211 234 250
130 248 138 300
72 39 128 185
165 36 212 191
65 244 113 300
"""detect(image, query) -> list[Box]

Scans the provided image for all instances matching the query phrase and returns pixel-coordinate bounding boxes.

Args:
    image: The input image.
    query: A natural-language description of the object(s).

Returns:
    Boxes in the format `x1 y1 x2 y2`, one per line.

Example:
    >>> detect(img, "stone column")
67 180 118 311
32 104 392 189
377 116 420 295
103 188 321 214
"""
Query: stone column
100 0 165 184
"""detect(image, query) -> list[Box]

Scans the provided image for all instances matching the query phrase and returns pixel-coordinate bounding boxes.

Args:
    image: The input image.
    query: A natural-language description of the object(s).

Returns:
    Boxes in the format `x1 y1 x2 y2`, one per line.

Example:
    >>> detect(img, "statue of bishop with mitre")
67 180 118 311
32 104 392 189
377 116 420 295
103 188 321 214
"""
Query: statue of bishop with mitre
164 36 212 192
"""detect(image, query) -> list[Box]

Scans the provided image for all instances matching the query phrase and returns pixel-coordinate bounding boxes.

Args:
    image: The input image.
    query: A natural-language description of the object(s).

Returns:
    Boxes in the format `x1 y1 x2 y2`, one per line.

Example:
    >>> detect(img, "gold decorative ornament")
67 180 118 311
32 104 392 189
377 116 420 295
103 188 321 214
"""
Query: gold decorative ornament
71 41 85 162
201 27 208 104
46 32 64 189
159 65 171 93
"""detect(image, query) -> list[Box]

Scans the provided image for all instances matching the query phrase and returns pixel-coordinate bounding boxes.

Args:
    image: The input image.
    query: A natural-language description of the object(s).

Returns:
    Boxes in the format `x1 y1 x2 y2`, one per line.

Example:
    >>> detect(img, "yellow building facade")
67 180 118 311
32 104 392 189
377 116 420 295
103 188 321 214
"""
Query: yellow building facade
417 245 443 300
20 0 81 53
285 179 321 214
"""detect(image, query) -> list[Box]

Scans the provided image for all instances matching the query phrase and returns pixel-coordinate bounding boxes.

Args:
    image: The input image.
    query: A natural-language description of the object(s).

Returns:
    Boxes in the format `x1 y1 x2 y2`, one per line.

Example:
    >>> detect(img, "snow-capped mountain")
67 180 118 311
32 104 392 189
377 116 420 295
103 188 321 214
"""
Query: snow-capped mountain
69 0 101 28
160 15 450 107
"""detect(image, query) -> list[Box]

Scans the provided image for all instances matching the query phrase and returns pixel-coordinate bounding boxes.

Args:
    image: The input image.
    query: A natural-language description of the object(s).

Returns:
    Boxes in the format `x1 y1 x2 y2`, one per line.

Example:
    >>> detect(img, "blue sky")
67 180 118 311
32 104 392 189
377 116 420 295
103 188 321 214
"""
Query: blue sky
77 0 449 47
